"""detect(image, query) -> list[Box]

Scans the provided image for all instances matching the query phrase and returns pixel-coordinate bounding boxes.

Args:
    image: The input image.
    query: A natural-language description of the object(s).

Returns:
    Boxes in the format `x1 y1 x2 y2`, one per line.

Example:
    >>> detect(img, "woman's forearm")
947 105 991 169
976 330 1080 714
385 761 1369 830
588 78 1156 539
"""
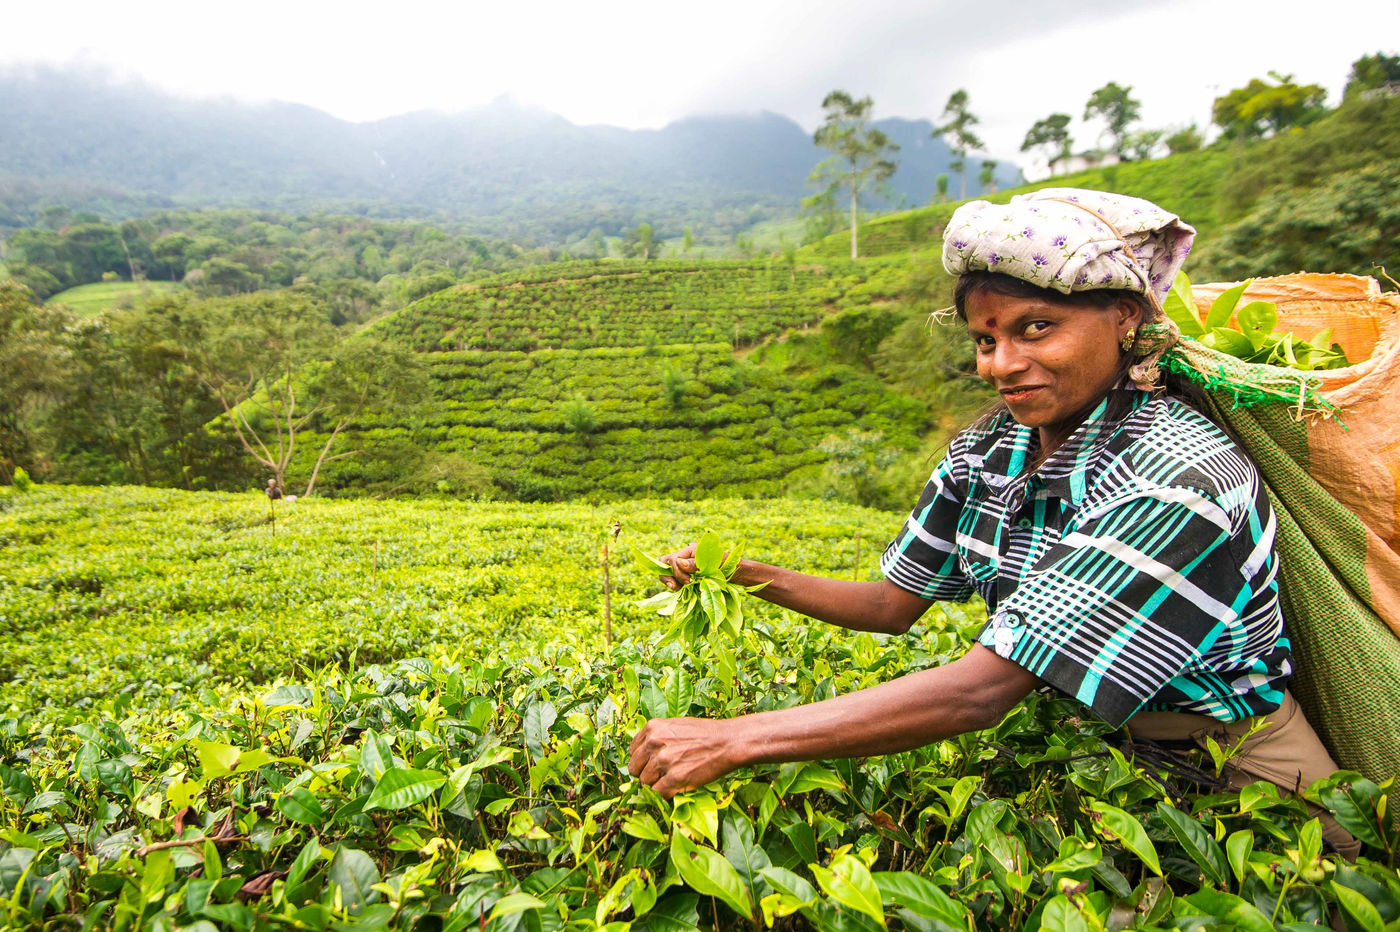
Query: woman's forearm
733 560 928 634
727 647 1034 764
627 646 1041 797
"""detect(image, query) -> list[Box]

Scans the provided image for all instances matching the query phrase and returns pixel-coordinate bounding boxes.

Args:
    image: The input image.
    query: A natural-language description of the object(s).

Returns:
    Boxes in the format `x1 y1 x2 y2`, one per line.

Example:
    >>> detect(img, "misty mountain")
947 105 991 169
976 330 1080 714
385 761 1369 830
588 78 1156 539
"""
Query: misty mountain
0 68 1023 243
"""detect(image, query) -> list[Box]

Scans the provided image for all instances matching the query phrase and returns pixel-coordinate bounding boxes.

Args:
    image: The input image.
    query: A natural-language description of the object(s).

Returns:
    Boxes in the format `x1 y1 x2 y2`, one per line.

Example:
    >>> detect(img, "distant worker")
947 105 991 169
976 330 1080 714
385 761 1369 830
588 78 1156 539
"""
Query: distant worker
265 478 283 501
628 188 1360 858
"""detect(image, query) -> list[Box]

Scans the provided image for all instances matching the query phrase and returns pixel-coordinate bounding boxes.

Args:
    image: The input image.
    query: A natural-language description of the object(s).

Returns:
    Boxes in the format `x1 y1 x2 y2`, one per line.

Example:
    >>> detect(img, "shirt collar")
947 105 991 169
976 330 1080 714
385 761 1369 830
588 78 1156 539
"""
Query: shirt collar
977 385 1149 510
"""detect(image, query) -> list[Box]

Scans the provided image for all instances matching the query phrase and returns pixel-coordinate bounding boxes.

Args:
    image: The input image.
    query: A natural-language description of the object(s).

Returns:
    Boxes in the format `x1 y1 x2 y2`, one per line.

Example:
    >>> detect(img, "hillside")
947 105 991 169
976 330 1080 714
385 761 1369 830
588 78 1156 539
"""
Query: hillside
806 92 1400 281
806 147 1231 261
292 259 935 501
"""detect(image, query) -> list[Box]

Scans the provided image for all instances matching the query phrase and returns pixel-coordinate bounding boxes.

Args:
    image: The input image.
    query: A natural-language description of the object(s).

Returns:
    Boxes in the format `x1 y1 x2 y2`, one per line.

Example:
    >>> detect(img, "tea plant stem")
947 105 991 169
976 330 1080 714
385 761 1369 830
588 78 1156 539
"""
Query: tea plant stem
135 835 247 856
602 540 613 649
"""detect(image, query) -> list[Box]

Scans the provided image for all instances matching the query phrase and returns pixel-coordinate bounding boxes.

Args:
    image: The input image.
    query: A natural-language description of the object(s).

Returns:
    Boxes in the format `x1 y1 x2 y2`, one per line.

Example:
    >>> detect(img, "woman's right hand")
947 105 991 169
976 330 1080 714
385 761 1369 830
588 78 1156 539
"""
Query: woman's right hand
658 543 698 590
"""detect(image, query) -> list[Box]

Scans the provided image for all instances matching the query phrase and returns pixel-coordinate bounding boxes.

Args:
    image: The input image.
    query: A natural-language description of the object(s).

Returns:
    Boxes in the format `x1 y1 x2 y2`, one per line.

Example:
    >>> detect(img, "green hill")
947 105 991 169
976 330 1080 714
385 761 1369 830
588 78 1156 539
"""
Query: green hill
293 258 935 501
806 93 1400 281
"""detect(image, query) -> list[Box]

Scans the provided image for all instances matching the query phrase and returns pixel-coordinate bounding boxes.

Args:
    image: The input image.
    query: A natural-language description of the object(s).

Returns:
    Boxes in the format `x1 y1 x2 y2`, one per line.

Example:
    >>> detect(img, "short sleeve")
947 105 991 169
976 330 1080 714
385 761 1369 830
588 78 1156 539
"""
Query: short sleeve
977 485 1277 727
880 450 976 601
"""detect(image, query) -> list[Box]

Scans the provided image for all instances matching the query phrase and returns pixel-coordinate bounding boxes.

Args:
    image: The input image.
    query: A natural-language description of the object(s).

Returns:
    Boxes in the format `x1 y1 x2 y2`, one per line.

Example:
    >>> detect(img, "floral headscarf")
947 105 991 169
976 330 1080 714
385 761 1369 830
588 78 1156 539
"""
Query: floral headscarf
942 188 1196 306
942 188 1197 390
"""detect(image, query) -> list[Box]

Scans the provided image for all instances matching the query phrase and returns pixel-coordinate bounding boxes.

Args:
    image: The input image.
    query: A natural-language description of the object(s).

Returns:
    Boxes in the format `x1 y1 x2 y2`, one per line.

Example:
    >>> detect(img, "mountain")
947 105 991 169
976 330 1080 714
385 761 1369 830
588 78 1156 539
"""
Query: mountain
0 67 1024 243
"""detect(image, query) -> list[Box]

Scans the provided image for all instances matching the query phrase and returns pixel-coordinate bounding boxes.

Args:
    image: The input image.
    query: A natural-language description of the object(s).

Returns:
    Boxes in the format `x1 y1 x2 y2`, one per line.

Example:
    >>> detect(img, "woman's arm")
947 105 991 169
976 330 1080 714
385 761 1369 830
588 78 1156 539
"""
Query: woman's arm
628 644 1040 797
662 547 932 635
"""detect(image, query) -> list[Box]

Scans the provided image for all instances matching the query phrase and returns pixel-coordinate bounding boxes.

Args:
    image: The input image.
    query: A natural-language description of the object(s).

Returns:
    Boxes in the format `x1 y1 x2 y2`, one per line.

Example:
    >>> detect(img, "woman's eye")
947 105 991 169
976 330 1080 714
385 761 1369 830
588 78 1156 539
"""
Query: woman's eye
1024 321 1051 336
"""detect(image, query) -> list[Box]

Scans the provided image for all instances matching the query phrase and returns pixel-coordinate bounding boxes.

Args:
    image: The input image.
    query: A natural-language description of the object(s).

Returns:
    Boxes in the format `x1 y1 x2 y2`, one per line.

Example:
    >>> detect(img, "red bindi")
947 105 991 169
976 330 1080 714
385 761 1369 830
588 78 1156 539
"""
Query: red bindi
984 318 998 331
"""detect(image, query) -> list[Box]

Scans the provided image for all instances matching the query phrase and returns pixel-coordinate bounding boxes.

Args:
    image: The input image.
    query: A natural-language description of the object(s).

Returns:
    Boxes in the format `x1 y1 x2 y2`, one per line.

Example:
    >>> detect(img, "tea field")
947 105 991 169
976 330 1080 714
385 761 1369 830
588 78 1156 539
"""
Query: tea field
294 259 931 501
1 486 1397 931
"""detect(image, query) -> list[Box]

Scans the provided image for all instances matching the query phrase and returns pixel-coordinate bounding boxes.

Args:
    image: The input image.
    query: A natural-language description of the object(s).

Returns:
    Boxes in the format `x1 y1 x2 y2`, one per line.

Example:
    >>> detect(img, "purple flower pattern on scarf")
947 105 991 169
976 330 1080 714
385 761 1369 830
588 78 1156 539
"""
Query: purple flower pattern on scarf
940 187 1196 301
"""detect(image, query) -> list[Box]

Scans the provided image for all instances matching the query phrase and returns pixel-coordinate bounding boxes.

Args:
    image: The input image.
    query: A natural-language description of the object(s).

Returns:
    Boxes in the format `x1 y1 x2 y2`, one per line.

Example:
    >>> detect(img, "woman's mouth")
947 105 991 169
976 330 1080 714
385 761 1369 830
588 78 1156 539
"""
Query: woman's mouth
999 386 1046 403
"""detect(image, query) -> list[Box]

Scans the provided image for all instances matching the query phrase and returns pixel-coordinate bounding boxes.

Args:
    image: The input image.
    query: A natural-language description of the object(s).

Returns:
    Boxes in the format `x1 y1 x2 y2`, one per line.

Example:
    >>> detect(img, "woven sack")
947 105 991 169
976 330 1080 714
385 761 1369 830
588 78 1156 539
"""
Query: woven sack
1169 273 1400 785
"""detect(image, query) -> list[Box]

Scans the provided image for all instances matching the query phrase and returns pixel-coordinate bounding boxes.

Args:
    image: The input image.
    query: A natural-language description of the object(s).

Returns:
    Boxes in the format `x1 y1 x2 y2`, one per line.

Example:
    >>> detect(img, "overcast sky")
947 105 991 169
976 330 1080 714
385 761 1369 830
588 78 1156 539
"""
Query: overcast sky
4 0 1396 166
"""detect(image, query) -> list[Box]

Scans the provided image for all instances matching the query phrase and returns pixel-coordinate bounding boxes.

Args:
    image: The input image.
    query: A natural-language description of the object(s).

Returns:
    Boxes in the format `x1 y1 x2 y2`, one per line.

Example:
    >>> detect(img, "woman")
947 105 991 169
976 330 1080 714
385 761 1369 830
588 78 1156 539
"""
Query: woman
627 188 1359 857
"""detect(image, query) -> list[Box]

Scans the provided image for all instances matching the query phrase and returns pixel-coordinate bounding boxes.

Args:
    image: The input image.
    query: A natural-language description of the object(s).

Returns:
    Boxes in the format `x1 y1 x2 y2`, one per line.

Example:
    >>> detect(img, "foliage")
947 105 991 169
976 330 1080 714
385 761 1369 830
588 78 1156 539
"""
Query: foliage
633 532 767 645
1 208 541 304
11 466 33 492
1122 129 1165 162
807 91 900 260
1164 124 1205 155
1214 92 1400 224
2 488 1398 930
1212 72 1328 141
1021 114 1073 173
1197 161 1400 281
1163 273 1350 369
45 280 180 317
620 224 661 261
1345 51 1400 98
933 90 984 200
1084 82 1142 158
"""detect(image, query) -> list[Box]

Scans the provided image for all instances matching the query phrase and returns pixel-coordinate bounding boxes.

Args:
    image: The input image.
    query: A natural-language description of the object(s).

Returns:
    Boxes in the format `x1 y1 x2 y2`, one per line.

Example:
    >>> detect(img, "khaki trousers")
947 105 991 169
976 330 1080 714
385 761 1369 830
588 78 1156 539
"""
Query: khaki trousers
1126 692 1361 860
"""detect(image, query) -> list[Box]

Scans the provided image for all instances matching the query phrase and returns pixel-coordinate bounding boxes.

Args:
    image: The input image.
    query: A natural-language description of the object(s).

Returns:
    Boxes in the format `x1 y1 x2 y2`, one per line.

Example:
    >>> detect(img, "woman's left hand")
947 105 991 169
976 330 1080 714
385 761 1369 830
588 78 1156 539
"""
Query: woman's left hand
627 717 744 798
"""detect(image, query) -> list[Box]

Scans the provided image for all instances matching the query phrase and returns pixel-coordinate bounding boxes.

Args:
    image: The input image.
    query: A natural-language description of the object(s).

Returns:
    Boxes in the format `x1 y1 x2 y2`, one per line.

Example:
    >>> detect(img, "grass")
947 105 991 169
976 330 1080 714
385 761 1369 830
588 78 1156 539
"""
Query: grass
46 280 179 317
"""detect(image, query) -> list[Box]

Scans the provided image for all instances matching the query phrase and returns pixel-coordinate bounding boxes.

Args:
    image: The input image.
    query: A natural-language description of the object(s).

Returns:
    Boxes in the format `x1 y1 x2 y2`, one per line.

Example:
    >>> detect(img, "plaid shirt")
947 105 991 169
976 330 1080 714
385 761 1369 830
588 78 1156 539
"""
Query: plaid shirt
881 387 1291 727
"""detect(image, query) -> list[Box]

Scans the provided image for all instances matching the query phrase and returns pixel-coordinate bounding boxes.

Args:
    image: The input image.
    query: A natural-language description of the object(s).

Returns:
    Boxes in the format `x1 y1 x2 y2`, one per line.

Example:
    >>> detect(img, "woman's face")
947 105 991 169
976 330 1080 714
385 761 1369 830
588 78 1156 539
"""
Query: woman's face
964 288 1139 453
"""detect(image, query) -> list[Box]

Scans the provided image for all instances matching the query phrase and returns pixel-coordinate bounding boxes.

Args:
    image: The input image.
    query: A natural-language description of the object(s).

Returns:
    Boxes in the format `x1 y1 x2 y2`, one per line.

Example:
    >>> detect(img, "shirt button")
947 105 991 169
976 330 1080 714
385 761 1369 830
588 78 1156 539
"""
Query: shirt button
1017 518 1033 529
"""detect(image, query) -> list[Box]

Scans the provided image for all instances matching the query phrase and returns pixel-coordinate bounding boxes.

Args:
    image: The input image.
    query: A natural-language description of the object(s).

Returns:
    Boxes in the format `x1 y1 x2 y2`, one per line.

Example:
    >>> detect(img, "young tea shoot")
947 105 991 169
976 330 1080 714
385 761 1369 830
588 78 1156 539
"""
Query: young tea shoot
631 531 768 645
1164 272 1350 370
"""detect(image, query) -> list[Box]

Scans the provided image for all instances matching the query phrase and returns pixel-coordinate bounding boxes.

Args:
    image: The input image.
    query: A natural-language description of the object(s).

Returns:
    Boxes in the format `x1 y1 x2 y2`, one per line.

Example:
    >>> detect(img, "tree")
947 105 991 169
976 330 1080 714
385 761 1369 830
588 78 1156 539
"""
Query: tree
301 339 427 496
806 90 900 260
1084 82 1142 158
1123 128 1165 161
1021 113 1073 174
1164 124 1205 154
933 89 984 199
934 174 950 203
620 223 659 260
0 281 69 481
1344 52 1400 99
978 159 999 195
181 293 340 493
1212 72 1326 140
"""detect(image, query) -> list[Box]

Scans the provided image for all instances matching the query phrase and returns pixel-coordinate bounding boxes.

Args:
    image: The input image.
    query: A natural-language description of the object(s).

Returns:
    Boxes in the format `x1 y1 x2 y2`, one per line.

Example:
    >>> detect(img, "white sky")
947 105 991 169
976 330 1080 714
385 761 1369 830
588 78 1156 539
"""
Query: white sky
4 0 1396 165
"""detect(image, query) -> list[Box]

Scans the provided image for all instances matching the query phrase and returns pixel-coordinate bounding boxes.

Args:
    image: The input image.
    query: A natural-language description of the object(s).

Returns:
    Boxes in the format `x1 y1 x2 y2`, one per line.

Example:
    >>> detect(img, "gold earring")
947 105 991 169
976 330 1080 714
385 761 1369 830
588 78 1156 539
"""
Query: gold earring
1119 328 1137 351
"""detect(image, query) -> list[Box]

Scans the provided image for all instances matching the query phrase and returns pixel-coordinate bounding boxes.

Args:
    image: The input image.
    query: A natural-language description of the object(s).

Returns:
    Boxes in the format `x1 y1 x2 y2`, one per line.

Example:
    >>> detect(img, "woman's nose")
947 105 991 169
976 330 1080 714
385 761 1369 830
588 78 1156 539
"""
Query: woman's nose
980 341 1030 381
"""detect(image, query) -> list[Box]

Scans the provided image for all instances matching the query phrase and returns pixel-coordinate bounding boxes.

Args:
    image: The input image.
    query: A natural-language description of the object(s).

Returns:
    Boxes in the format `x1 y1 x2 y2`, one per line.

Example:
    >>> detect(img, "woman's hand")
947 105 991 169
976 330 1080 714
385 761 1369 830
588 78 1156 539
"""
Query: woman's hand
657 543 698 590
627 716 745 798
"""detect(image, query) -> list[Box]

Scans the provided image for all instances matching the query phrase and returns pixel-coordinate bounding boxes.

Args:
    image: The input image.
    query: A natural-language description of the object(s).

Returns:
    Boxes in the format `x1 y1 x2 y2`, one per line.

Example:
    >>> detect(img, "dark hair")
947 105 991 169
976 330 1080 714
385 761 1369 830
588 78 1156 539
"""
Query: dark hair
952 269 1152 324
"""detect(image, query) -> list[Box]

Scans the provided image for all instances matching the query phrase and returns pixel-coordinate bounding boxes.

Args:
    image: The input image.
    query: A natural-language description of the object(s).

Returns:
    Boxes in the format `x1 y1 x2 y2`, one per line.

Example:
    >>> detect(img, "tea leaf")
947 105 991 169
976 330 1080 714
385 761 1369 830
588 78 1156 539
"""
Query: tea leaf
363 767 446 811
670 832 753 919
1206 280 1251 330
1089 801 1161 876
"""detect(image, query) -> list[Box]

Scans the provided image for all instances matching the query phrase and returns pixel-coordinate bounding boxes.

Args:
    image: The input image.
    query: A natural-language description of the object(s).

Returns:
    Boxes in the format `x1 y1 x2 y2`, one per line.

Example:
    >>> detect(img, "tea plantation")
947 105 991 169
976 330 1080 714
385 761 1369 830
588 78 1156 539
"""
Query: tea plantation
294 259 931 501
2 486 1397 930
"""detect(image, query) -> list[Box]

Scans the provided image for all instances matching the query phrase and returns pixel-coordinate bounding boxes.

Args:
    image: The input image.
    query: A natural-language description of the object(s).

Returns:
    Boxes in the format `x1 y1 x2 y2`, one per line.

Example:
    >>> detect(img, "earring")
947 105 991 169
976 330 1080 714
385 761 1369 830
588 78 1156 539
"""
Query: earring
1119 328 1137 351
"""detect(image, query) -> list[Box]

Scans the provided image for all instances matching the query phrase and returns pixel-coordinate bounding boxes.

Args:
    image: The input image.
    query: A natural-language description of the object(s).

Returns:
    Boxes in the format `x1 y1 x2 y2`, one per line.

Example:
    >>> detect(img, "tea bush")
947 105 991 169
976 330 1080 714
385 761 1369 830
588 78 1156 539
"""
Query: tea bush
1 488 1396 930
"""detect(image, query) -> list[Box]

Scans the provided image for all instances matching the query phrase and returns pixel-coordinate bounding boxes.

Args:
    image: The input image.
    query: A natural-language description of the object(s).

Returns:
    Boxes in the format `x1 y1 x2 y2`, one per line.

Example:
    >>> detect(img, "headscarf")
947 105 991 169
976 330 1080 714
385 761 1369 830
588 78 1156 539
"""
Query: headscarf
942 187 1197 390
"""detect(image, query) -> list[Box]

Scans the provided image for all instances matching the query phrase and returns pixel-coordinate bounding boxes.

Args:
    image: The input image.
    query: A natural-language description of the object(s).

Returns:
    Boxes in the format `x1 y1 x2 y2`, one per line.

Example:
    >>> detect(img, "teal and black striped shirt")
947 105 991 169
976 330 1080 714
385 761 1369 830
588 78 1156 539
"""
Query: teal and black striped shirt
881 386 1291 727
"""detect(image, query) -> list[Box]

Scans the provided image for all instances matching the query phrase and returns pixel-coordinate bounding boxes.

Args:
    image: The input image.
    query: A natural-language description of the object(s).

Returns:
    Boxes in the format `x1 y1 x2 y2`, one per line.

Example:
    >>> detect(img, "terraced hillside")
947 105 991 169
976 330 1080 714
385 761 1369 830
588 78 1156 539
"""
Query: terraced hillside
296 259 930 501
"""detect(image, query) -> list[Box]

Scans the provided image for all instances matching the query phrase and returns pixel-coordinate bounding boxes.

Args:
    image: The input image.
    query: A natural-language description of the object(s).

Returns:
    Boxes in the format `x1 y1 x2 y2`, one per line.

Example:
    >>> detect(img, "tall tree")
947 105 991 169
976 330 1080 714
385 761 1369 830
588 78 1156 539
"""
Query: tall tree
1084 82 1142 158
181 292 338 493
1021 113 1073 175
1212 72 1327 140
978 159 999 195
933 89 984 199
807 90 900 260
